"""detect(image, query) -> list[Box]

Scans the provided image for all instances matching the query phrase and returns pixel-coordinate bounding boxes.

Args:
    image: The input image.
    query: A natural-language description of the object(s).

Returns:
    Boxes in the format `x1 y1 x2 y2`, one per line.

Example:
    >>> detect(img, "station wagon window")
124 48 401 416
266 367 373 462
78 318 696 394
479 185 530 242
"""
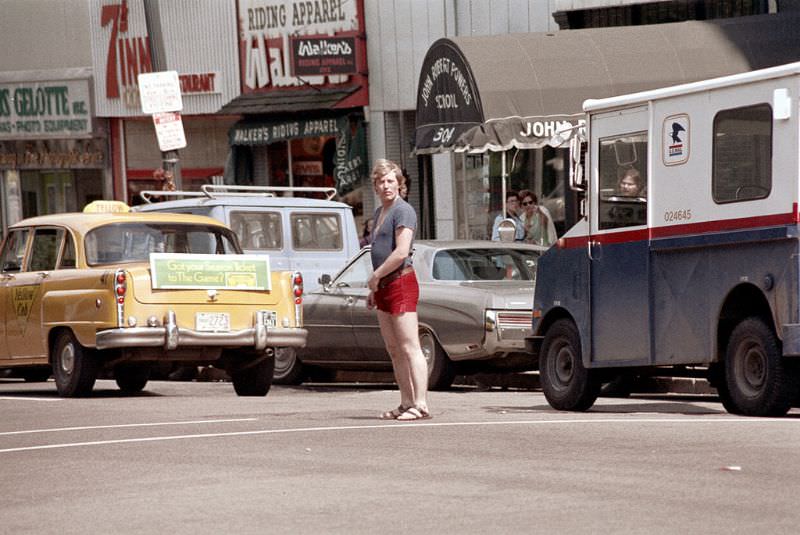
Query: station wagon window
291 213 342 250
712 103 772 203
230 211 282 250
0 229 29 272
85 223 239 265
29 228 62 271
598 133 648 230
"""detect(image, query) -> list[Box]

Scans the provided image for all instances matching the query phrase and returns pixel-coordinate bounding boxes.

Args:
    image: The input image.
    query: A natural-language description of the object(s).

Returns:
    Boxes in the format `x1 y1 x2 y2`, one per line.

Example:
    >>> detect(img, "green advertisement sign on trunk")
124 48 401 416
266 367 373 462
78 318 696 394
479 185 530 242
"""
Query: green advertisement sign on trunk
150 253 271 290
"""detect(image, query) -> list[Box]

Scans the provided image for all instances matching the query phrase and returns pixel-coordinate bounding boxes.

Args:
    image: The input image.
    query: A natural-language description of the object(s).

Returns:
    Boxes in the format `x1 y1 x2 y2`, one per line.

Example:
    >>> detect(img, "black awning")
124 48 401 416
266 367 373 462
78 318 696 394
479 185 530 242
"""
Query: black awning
415 12 800 154
219 87 358 115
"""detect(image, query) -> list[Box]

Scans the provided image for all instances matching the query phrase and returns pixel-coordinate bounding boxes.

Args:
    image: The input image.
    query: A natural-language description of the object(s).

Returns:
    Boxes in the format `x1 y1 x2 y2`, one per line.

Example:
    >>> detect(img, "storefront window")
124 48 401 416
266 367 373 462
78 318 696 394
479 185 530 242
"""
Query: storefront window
454 147 569 240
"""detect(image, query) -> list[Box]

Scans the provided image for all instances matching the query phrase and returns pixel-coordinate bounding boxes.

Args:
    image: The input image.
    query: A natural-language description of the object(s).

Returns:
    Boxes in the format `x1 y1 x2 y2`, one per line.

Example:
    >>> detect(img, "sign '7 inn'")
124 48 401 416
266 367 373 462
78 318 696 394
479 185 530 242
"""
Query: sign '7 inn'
239 0 365 92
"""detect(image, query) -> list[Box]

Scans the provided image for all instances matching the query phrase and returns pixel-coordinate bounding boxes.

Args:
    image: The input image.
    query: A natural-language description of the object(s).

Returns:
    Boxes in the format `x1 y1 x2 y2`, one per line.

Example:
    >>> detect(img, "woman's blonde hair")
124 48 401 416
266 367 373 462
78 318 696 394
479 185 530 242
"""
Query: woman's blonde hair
371 159 407 197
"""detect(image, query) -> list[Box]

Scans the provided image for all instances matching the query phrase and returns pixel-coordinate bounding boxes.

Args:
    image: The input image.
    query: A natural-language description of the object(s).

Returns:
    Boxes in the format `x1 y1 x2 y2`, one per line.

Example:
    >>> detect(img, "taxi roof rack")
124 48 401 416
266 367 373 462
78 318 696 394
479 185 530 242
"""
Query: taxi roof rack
139 185 338 203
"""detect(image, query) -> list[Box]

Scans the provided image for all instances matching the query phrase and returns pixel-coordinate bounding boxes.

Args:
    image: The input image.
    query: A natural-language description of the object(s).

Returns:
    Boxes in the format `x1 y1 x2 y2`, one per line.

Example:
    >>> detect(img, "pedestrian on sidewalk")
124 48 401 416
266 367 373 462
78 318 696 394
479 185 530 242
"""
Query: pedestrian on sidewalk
366 159 431 421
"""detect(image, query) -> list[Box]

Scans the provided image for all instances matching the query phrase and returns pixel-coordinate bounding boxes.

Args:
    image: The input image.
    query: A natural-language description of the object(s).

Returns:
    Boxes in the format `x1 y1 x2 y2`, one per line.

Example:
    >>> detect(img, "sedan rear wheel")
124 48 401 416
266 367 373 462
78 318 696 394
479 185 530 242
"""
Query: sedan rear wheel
273 348 306 385
420 328 455 390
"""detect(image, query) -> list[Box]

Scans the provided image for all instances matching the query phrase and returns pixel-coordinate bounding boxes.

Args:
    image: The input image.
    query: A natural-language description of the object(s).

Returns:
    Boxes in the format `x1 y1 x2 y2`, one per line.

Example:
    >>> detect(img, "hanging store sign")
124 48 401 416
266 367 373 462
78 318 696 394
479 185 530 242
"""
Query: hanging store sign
291 36 357 76
229 117 340 145
229 114 367 195
237 0 366 96
0 79 92 140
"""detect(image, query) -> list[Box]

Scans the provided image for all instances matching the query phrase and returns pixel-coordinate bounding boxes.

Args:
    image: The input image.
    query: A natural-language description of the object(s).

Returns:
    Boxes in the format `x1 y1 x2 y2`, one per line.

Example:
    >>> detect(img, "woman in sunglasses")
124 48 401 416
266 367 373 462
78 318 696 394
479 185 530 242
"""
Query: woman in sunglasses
519 189 557 247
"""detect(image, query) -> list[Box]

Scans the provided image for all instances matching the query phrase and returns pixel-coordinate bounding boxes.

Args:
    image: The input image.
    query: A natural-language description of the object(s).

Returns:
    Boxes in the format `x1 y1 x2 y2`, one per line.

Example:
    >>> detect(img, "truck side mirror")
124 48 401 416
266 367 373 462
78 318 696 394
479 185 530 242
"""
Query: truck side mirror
318 273 332 288
569 136 587 191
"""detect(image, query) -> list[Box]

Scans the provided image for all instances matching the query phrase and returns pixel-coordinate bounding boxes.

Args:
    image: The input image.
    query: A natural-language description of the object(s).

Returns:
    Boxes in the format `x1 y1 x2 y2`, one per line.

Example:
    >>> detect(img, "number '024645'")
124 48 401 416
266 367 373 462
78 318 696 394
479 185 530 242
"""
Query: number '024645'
664 209 692 222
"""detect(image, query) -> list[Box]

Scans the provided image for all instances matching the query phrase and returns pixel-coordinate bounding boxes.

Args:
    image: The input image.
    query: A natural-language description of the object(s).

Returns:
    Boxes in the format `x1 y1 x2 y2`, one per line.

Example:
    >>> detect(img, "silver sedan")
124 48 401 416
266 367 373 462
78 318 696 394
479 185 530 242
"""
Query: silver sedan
276 240 545 389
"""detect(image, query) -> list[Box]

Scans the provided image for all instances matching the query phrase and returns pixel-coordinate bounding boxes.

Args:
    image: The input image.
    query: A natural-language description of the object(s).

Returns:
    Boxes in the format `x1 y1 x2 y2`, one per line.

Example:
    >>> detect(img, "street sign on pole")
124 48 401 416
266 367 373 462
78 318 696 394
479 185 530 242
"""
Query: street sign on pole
152 112 187 152
138 71 183 114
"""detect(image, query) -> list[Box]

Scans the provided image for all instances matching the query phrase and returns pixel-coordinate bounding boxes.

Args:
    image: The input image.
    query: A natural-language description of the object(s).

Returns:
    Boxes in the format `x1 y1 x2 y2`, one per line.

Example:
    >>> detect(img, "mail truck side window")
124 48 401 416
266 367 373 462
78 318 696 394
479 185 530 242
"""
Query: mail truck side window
712 103 772 203
0 229 29 272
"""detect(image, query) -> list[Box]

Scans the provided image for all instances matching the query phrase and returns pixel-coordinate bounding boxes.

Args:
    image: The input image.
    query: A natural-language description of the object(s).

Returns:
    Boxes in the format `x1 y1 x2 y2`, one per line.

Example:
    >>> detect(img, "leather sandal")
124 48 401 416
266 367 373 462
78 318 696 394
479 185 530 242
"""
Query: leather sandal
379 405 409 420
396 407 432 421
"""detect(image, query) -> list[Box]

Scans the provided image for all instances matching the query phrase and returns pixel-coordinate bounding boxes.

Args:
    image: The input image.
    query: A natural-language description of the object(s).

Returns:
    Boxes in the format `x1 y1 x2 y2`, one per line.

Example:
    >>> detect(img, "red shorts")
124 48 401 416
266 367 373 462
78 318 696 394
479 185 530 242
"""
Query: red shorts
375 270 419 315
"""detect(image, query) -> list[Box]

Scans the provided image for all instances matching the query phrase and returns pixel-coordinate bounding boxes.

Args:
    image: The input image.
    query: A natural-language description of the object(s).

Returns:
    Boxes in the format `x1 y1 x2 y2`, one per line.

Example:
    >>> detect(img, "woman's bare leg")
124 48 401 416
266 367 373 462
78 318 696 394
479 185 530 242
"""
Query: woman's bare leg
387 311 428 410
377 310 415 408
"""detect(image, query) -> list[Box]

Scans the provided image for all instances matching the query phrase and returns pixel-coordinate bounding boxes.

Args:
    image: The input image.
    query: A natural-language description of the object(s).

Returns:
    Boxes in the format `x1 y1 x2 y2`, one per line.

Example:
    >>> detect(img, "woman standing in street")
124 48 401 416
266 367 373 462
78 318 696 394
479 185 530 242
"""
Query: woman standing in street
367 159 431 421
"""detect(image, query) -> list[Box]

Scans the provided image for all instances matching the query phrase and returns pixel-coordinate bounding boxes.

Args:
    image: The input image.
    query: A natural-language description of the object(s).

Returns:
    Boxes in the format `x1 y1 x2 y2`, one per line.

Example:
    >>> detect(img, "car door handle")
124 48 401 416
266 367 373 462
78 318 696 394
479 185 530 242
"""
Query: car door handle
38 272 50 279
345 296 355 306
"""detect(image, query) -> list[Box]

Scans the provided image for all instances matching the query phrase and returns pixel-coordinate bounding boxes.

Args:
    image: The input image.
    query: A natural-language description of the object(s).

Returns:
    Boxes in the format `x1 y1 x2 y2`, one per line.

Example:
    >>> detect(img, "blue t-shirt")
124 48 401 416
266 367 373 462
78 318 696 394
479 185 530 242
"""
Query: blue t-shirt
370 198 416 270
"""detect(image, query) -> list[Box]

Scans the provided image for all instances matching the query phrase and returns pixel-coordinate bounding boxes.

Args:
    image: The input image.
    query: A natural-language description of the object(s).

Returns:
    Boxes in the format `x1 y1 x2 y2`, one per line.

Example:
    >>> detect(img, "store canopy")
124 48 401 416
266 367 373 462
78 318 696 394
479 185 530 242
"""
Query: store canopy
219 87 358 115
415 12 800 155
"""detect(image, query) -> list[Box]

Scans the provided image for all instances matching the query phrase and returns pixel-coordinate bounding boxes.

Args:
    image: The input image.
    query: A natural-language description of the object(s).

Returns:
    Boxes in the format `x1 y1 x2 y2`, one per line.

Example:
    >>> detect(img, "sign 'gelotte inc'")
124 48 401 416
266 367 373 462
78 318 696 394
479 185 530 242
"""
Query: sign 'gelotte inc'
0 79 92 139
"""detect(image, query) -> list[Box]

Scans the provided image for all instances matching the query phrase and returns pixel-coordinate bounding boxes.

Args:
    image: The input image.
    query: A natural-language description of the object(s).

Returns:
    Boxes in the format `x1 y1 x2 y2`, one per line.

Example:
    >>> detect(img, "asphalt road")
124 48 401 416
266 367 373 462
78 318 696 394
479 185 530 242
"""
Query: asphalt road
2 378 800 534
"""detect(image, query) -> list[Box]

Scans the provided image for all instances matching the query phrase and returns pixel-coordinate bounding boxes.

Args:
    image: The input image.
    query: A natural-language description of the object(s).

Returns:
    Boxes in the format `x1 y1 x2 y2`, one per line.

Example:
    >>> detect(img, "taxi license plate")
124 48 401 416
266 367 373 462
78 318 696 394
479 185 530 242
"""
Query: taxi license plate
196 312 230 332
261 310 277 327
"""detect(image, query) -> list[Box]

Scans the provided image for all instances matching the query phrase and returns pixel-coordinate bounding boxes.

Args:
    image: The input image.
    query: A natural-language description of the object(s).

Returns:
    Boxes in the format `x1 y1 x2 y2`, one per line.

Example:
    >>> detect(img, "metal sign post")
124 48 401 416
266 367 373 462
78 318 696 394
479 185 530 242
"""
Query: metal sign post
142 0 183 190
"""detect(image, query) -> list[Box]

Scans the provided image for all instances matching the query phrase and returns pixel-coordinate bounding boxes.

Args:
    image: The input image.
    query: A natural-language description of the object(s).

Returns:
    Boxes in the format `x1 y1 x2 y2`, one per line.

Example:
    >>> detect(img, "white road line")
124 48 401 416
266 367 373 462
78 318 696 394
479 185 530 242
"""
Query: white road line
0 418 259 437
1 417 795 454
0 396 61 402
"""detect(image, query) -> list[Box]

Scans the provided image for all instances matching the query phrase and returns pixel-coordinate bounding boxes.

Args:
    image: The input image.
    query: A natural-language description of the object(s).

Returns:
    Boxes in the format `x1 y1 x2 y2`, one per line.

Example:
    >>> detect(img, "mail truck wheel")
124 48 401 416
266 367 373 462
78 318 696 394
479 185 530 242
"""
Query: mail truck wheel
53 331 97 398
273 348 305 385
115 363 151 393
420 328 455 391
232 354 275 396
724 317 797 416
540 319 599 411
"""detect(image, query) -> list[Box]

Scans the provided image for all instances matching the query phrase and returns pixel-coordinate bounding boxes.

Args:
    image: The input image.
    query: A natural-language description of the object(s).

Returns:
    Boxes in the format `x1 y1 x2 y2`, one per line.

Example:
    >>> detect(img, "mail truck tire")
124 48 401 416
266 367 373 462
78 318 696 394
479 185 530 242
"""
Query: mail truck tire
115 363 151 393
540 319 600 411
53 331 97 398
273 348 305 385
724 317 797 416
232 354 275 396
420 328 455 391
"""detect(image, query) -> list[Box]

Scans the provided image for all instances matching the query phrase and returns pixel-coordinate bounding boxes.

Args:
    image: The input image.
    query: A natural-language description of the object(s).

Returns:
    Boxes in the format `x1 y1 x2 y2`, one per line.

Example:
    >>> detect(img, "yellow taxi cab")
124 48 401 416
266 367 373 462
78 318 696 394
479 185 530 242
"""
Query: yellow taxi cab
0 201 306 397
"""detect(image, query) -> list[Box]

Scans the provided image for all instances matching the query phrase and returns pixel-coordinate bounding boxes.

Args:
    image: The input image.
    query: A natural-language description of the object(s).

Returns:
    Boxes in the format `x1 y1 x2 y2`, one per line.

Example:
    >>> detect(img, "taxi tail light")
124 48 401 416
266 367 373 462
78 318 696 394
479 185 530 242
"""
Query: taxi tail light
114 269 127 326
292 271 303 327
292 271 303 305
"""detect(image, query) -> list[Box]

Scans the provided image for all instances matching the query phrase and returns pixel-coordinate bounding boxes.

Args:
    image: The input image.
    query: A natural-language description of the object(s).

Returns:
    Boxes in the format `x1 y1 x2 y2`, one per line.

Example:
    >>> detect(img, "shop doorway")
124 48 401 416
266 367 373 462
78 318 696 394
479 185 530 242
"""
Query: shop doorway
20 170 103 218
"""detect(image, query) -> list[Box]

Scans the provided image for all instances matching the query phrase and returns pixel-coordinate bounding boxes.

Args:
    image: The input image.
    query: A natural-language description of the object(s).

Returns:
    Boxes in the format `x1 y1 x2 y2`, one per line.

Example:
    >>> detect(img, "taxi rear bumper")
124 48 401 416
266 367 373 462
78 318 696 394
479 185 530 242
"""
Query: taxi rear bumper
96 310 307 351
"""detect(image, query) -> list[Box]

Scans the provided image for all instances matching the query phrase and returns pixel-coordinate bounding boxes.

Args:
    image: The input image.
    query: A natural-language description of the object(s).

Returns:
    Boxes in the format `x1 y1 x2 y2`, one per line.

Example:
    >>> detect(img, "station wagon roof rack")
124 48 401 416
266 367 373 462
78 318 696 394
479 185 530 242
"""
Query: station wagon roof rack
139 185 338 203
